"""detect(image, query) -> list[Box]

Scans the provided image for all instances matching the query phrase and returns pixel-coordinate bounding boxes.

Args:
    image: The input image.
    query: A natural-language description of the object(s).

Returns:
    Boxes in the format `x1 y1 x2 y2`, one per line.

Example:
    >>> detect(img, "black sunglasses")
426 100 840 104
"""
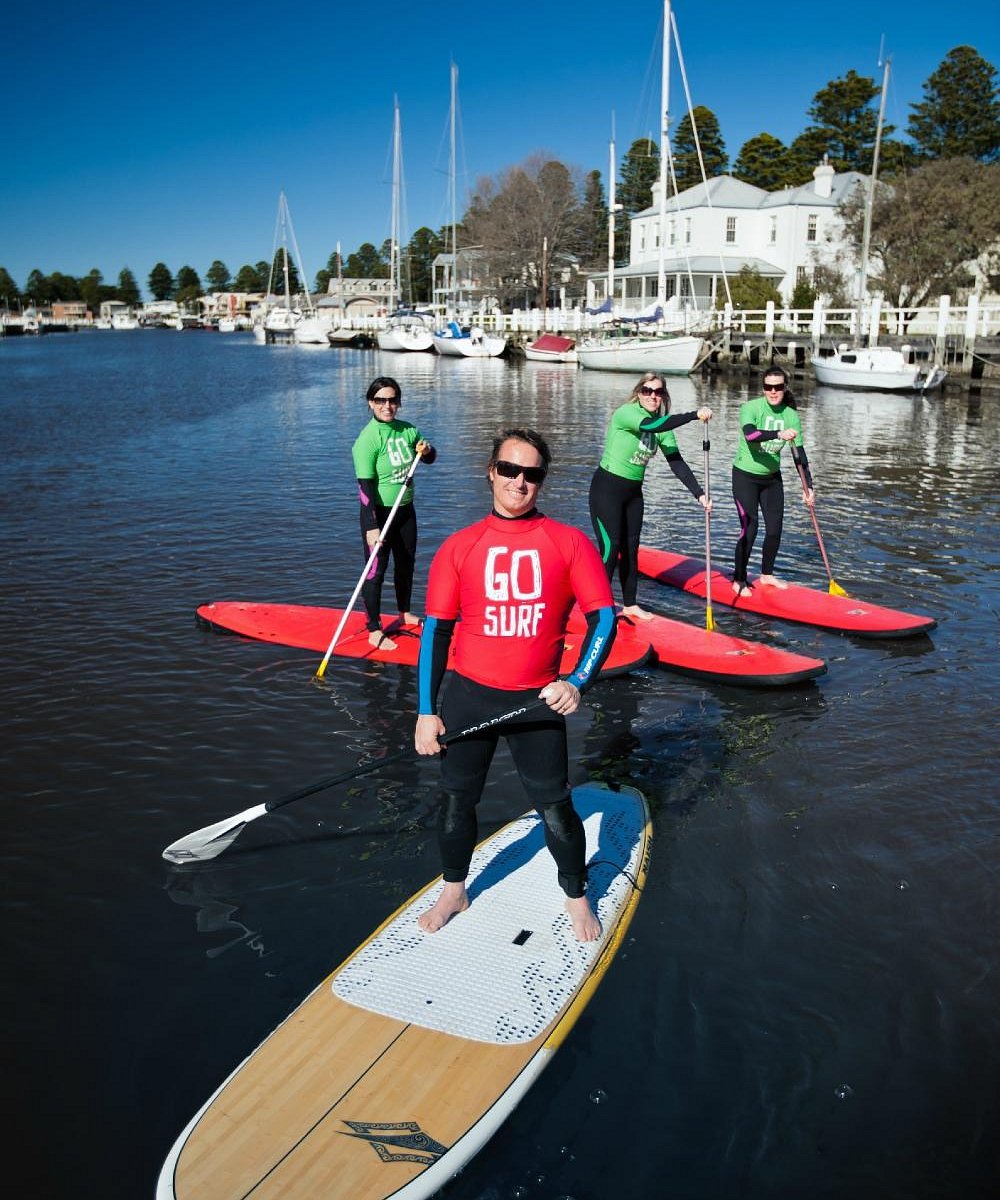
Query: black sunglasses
493 459 546 485
762 383 786 392
639 384 666 396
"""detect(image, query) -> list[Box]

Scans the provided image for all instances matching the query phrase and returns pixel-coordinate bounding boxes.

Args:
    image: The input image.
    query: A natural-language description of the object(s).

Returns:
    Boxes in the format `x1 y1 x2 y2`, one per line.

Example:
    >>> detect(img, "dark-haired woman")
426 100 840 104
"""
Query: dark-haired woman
731 366 815 597
588 372 712 620
351 376 436 649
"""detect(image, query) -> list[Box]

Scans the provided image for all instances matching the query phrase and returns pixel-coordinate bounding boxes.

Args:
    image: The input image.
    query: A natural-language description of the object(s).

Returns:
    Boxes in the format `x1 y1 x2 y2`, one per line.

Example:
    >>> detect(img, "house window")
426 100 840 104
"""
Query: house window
639 226 646 253
796 265 809 283
663 277 676 299
725 216 736 244
680 276 691 299
685 218 692 245
654 226 661 249
626 277 643 298
807 214 818 242
769 216 777 245
669 220 676 247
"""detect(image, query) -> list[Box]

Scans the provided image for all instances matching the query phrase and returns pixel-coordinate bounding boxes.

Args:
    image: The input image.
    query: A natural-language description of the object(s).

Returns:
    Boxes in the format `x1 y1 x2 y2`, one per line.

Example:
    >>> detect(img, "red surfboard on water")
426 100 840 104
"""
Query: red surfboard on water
196 601 824 688
195 602 652 678
637 547 937 639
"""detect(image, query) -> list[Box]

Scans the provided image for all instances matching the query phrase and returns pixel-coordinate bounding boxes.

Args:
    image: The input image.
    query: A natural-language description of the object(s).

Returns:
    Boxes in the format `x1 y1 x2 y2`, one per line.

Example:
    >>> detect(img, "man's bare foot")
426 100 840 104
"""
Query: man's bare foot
732 581 753 597
418 883 470 933
622 604 655 622
369 629 397 650
566 895 602 942
401 612 421 626
759 574 788 589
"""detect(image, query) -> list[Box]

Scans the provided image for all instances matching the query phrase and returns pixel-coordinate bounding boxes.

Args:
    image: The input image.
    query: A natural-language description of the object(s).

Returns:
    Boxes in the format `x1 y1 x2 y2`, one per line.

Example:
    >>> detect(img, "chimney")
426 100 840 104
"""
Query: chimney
813 155 834 198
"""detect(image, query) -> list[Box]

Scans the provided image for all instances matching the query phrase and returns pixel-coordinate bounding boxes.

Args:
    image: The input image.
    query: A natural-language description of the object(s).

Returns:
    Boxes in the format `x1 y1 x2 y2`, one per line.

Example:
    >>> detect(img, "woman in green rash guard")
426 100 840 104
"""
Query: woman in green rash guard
351 376 436 650
731 365 815 597
588 372 712 621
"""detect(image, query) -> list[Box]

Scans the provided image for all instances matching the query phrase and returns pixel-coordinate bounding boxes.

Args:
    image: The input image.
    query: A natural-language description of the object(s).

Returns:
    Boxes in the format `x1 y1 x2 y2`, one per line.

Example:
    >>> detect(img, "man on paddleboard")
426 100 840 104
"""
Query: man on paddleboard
414 429 617 943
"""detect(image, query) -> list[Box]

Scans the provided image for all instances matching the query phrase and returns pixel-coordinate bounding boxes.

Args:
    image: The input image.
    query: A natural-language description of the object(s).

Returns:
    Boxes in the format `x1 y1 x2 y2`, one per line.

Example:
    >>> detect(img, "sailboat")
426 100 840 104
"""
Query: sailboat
431 63 507 359
577 0 704 375
376 99 434 353
812 58 946 392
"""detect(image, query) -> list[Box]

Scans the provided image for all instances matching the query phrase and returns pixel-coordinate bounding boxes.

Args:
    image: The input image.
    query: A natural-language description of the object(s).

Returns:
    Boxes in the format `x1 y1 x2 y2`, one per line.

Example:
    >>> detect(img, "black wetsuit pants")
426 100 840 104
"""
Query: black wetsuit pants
732 466 784 583
589 466 644 607
435 673 588 898
359 502 417 631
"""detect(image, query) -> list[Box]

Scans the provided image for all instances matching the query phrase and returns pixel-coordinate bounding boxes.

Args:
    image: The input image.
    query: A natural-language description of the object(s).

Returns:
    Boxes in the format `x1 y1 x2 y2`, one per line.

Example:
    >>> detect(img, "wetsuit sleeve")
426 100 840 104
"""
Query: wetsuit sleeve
664 451 704 499
417 617 456 714
638 409 699 433
357 477 379 533
742 423 782 443
791 444 814 489
564 605 617 692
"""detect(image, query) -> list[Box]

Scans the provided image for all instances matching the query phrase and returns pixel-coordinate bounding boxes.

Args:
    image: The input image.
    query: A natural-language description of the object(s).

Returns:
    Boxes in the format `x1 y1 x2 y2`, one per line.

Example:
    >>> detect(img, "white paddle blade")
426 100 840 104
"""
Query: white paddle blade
161 804 268 864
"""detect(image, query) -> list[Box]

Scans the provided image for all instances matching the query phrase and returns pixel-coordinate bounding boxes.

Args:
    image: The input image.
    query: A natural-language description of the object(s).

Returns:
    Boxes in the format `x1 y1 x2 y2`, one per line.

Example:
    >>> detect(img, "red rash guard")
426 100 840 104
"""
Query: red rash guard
422 512 613 693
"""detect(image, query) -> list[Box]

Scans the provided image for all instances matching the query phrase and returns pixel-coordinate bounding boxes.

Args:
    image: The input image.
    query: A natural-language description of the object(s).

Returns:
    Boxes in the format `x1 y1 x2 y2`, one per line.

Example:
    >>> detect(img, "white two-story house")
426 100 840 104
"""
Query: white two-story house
586 159 864 315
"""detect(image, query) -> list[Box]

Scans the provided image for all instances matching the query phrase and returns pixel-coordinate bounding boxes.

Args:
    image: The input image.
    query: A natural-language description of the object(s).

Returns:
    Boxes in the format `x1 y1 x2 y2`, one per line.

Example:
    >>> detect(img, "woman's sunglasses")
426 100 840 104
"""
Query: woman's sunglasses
493 460 547 485
762 382 786 392
639 385 666 396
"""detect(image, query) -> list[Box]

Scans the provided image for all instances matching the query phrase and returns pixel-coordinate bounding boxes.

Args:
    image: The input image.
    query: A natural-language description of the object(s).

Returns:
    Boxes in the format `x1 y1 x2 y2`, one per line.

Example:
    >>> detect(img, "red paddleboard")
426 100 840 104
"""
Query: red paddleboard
602 610 825 687
638 548 936 639
195 602 653 678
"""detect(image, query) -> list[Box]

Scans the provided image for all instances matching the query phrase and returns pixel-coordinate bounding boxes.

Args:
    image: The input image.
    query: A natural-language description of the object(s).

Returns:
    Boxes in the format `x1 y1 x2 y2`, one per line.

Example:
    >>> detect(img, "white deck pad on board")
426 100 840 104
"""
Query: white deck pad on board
332 785 644 1043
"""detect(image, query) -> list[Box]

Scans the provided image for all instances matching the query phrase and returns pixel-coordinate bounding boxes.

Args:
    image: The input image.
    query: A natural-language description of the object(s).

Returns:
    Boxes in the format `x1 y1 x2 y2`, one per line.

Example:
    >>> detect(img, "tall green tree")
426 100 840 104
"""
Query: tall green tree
404 227 444 303
175 265 203 308
618 137 660 214
47 272 81 301
79 268 104 314
908 46 1000 163
576 169 608 268
733 133 792 189
266 249 301 295
0 266 22 307
801 70 892 173
148 262 174 300
672 106 728 191
233 263 263 292
205 260 231 291
25 269 50 305
344 243 386 278
118 268 141 306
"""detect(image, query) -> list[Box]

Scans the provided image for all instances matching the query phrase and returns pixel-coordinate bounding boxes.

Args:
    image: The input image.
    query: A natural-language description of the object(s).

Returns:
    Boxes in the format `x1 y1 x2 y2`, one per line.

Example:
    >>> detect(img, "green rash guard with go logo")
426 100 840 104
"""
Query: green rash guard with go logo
732 395 803 477
351 417 428 506
599 403 682 481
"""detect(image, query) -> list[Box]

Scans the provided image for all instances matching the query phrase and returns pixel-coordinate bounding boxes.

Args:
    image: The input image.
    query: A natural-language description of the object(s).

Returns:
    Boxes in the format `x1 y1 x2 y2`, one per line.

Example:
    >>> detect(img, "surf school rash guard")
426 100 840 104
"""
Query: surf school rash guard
599 403 701 483
732 396 805 477
417 512 616 712
351 418 434 531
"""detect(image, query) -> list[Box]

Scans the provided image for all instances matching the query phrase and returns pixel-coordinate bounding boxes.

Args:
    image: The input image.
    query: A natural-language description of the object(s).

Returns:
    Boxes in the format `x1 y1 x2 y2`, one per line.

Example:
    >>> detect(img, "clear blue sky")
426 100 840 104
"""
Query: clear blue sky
5 0 997 295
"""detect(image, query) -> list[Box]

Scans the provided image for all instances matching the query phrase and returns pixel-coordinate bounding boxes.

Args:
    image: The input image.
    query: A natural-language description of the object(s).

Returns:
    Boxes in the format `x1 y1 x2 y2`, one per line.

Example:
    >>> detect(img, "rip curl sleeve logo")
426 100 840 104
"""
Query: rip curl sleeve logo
339 1119 448 1165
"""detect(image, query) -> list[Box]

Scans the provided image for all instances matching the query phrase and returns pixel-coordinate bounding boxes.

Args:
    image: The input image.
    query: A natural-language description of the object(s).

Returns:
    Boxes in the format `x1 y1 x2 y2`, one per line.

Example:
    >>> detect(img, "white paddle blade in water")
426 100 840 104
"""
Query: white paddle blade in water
161 804 268 864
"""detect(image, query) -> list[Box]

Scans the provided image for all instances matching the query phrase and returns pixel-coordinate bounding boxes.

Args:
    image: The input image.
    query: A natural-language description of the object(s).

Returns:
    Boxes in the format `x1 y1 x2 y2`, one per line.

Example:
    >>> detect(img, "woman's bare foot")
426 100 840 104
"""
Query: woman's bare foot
419 882 470 932
369 629 397 650
566 896 602 942
622 604 655 622
758 574 788 589
401 612 421 626
732 581 753 597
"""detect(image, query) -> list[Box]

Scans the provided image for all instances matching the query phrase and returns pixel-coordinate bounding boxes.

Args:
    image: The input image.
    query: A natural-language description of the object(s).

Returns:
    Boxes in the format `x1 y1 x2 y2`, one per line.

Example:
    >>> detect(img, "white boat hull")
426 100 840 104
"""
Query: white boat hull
432 327 507 357
524 346 577 363
377 320 434 352
812 347 946 392
294 316 334 345
576 334 703 374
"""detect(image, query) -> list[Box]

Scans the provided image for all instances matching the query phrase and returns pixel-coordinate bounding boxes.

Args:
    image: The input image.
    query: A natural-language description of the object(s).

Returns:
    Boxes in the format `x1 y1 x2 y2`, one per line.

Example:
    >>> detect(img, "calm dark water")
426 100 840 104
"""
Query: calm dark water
2 331 997 1200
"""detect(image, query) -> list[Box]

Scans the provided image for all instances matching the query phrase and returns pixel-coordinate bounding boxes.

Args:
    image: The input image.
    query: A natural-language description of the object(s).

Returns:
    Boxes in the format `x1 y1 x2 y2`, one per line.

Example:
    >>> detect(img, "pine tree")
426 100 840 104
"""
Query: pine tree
908 46 1000 162
118 268 141 306
148 262 174 300
733 133 792 190
618 137 660 214
672 106 728 191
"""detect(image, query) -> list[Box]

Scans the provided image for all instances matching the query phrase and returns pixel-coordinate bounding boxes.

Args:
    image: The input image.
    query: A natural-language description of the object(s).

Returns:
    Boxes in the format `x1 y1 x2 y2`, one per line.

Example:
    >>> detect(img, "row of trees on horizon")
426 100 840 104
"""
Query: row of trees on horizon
2 46 997 314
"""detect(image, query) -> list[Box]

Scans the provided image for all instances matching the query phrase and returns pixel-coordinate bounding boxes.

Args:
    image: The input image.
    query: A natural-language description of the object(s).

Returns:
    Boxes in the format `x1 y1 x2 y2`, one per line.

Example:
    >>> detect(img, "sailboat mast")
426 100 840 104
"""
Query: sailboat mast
857 56 890 345
657 0 671 308
608 116 617 312
280 192 292 311
389 97 401 312
449 61 458 310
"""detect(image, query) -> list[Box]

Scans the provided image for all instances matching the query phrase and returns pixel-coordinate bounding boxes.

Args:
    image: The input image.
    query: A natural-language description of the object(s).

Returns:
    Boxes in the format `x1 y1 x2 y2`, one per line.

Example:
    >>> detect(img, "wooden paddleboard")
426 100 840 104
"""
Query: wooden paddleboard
158 781 650 1200
196 601 653 678
638 547 937 638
